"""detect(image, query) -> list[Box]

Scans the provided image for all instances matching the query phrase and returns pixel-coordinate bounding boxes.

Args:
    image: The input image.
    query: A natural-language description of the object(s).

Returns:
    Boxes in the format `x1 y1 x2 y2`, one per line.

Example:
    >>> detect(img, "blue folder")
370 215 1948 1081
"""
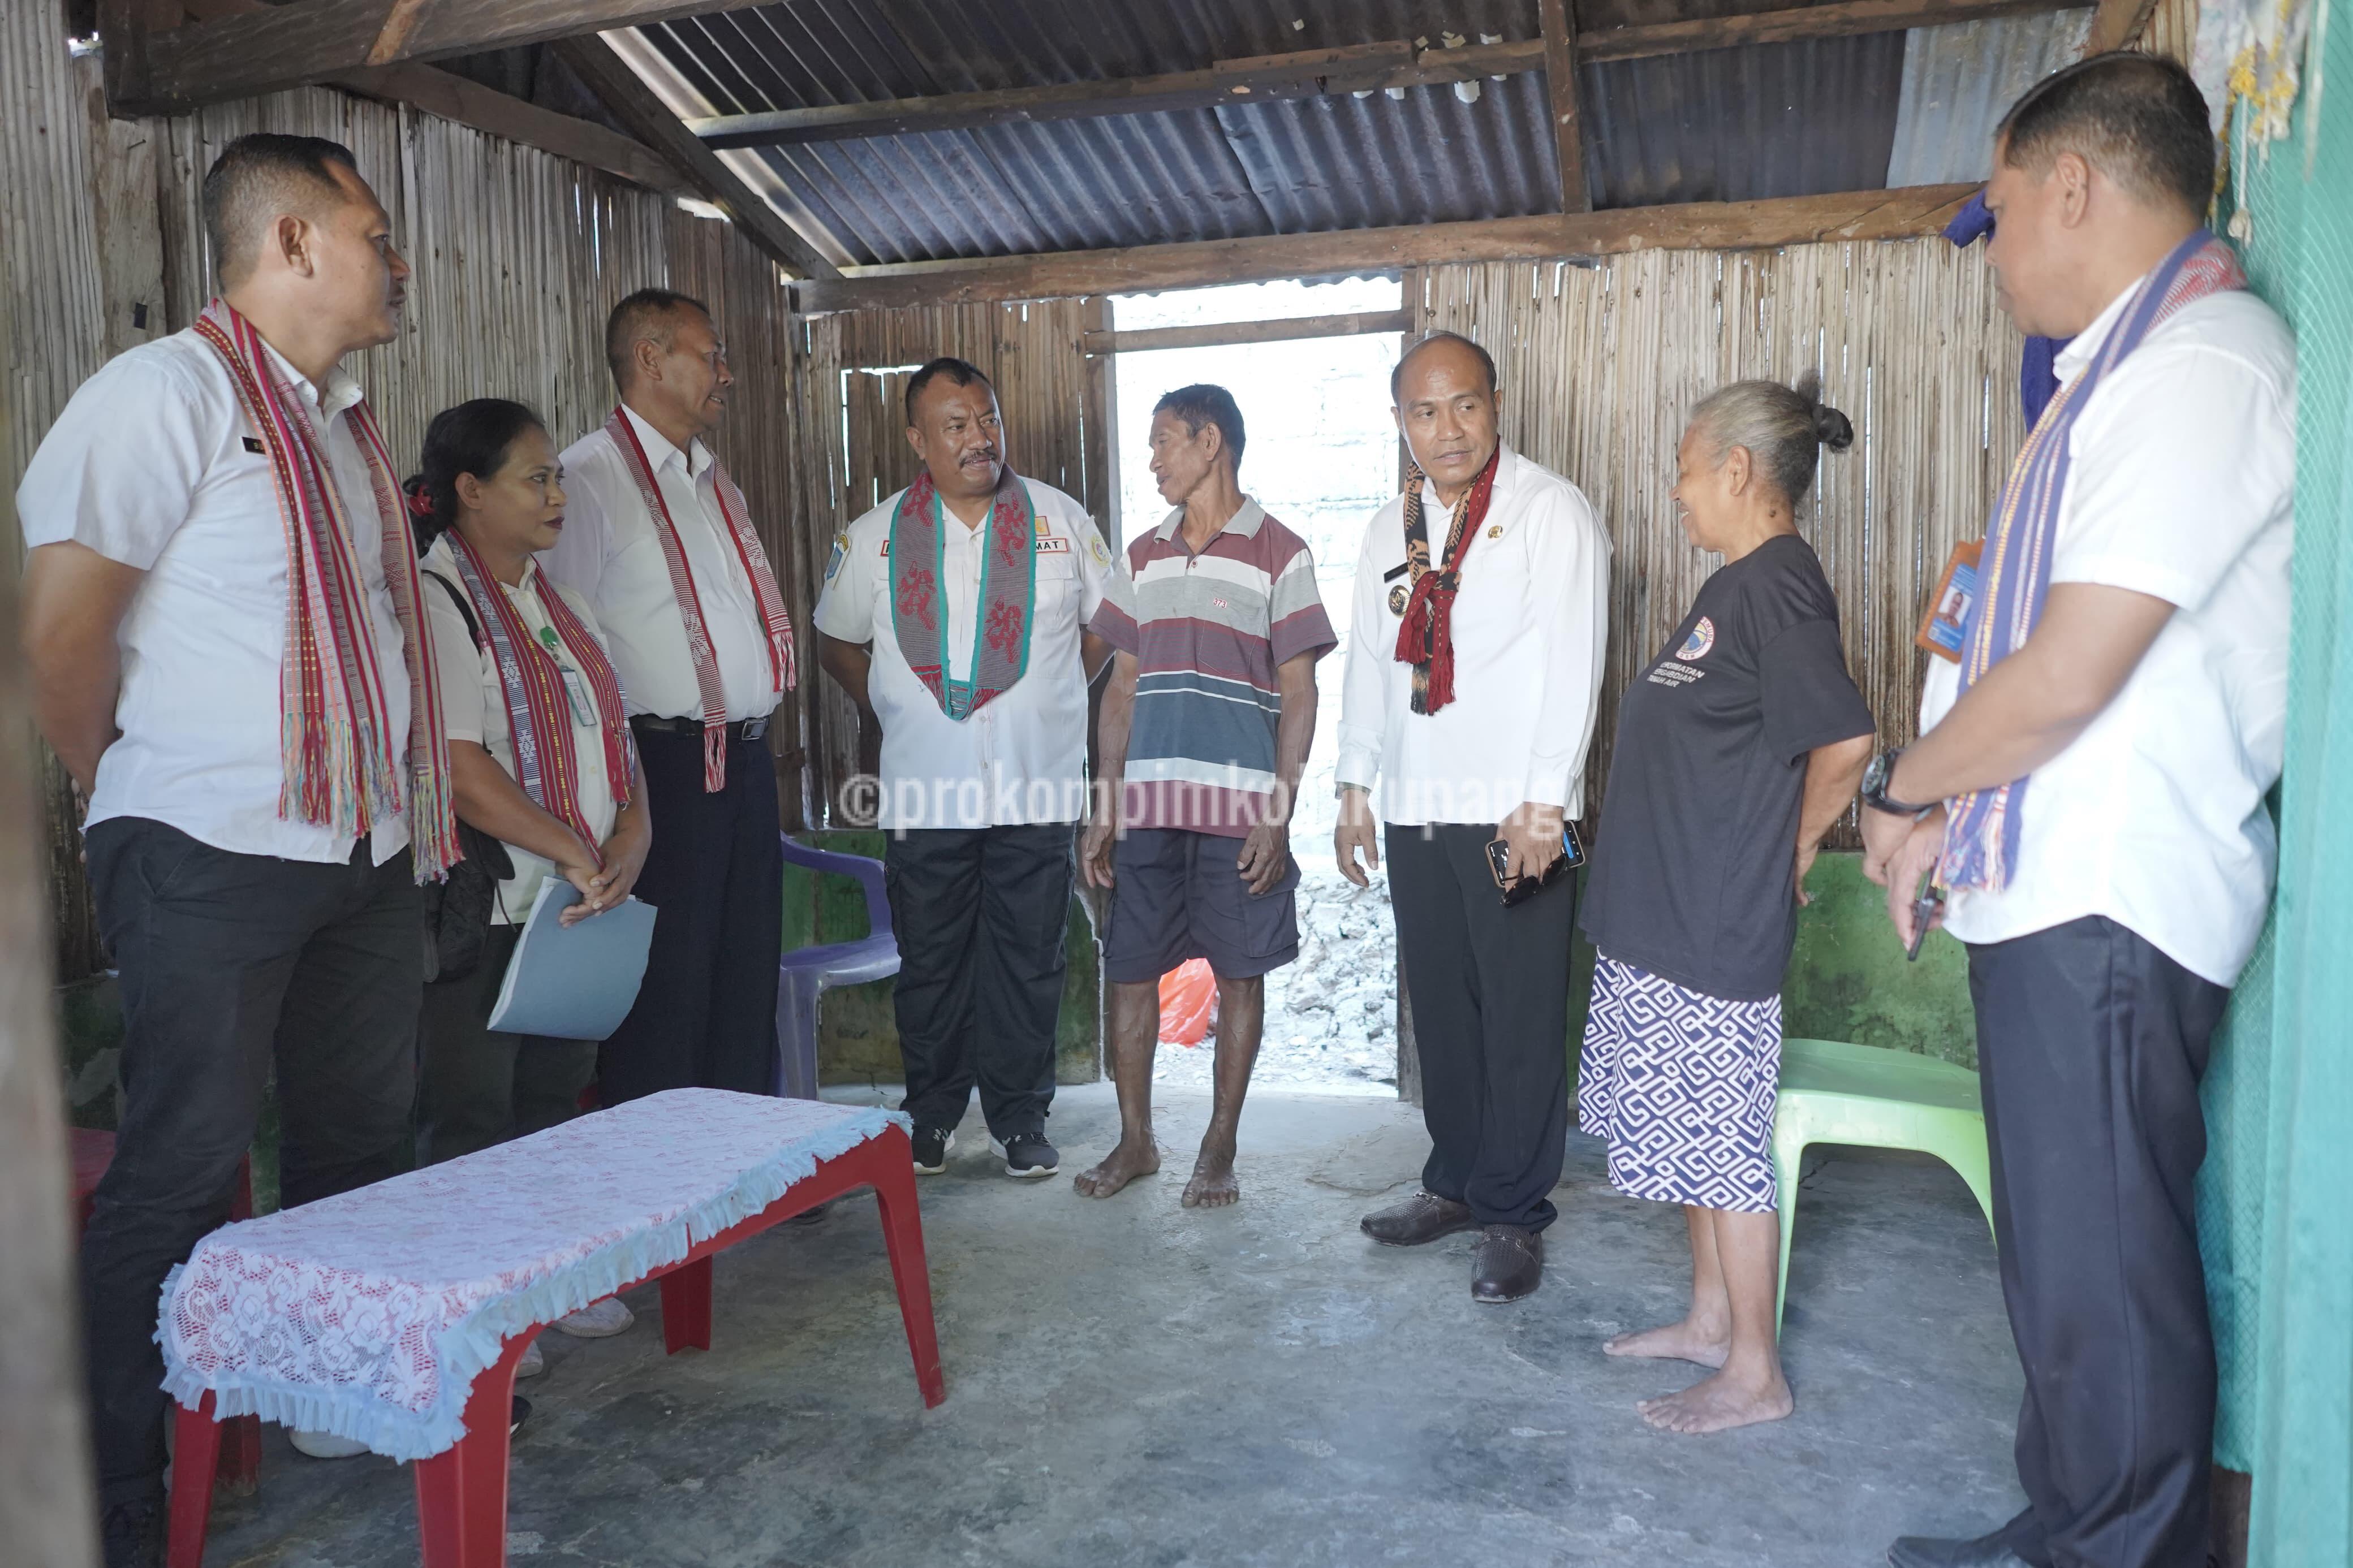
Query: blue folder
485 883 657 1040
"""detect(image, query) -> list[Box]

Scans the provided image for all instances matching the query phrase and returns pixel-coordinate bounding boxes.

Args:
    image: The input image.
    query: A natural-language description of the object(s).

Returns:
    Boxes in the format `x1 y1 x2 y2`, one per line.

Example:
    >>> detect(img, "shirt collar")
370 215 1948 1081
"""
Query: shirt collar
425 532 544 597
1416 442 1516 510
2054 279 2144 385
256 337 364 420
620 402 713 481
1154 495 1266 545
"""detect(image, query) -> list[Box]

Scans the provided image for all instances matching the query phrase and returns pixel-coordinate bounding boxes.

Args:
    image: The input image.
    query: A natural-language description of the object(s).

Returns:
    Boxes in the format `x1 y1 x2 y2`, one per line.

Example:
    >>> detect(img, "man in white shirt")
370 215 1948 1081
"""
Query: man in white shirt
1335 332 1611 1304
18 135 430 1566
813 358 1131 1181
1862 55 2294 1568
543 290 796 1114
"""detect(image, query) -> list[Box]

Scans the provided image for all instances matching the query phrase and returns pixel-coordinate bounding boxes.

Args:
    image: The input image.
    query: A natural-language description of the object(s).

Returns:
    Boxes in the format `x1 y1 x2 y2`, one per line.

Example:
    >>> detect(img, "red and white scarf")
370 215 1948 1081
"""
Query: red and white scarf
194 299 459 878
1393 443 1502 715
441 533 636 863
605 407 796 792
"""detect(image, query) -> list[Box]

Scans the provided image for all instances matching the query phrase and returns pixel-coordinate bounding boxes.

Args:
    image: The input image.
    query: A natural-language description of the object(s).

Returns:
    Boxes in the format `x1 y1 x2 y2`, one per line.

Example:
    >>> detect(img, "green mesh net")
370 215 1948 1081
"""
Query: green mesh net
2193 12 2353 1563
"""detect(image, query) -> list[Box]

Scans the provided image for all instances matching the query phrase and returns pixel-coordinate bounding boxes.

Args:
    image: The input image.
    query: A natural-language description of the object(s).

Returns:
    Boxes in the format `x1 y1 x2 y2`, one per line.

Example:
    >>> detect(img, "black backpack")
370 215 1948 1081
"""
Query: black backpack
419 572 516 984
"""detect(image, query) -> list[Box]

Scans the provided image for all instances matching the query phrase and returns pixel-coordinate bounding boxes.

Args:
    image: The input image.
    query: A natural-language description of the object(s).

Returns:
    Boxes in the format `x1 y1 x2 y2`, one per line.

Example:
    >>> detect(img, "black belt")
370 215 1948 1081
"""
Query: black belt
630 714 770 742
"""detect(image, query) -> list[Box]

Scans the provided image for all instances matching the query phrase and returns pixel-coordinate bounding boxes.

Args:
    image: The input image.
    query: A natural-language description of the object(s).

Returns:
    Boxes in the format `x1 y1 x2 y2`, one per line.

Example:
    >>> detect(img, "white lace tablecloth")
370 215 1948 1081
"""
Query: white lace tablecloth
160 1090 907 1461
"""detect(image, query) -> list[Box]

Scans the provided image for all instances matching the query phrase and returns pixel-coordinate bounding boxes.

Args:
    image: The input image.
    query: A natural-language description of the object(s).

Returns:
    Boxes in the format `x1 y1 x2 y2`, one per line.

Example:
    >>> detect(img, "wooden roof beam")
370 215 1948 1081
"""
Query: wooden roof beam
793 184 1981 314
689 0 2077 148
2082 0 2165 53
1539 0 1591 214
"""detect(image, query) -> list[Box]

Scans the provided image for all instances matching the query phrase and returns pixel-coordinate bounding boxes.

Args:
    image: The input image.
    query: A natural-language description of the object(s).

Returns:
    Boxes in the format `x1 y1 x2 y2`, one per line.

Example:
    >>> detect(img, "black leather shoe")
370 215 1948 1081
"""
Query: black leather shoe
1471 1224 1544 1303
1889 1515 2040 1568
1360 1190 1478 1246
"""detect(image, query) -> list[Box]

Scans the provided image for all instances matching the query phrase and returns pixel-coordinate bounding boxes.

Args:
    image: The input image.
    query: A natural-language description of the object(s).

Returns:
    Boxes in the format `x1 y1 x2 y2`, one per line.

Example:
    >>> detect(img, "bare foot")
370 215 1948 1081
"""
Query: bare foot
1074 1137 1161 1198
1604 1316 1730 1368
1181 1135 1240 1208
1636 1364 1794 1435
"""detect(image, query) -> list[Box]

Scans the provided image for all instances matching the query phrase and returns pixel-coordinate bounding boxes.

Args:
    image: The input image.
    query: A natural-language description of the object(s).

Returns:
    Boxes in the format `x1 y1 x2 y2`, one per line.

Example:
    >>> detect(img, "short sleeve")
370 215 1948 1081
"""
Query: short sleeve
16 348 214 569
1759 618 1875 764
1079 521 1139 653
2051 331 2295 610
813 519 877 643
1267 542 1338 666
422 573 491 745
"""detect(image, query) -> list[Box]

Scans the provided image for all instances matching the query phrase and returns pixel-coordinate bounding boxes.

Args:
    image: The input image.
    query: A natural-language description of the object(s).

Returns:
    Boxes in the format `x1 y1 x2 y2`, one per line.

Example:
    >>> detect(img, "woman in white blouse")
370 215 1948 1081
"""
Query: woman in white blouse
406 400 649 1176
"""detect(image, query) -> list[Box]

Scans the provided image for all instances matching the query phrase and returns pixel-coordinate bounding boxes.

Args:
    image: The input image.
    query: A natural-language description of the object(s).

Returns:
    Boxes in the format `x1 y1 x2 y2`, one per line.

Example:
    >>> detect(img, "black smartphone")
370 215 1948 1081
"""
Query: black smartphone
1906 883 1945 962
1485 822 1585 906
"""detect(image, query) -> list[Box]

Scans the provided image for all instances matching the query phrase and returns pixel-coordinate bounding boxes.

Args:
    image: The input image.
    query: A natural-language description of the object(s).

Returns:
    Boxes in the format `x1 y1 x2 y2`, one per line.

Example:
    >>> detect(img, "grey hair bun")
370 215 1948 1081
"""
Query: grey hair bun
1794 370 1855 453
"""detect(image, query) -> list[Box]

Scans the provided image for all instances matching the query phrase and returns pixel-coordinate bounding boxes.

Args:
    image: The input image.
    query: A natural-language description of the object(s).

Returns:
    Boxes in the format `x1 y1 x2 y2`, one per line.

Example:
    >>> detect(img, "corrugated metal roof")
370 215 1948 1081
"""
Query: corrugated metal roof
1884 8 2093 186
576 0 2082 267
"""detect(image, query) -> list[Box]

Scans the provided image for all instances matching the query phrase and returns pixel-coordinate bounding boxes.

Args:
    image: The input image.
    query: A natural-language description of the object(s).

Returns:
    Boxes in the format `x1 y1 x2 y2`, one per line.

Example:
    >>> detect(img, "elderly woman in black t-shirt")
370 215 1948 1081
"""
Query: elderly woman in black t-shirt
1576 373 1877 1435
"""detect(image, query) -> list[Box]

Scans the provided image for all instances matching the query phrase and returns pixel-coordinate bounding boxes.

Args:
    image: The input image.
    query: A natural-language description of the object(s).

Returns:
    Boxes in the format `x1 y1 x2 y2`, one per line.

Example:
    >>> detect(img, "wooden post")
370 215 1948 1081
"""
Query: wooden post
1539 0 1592 214
1079 295 1119 543
0 220 102 1568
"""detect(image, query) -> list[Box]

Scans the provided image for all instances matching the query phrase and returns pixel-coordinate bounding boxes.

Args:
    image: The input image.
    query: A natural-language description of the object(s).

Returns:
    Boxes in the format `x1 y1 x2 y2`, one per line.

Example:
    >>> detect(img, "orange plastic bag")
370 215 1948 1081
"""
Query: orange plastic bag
1158 958 1216 1046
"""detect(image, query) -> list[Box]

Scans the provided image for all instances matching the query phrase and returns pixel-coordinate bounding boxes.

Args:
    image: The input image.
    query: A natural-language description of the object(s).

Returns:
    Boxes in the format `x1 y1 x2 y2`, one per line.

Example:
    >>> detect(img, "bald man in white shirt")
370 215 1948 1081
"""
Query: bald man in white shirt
1864 55 2294 1568
1336 332 1611 1305
19 135 431 1566
542 289 796 1113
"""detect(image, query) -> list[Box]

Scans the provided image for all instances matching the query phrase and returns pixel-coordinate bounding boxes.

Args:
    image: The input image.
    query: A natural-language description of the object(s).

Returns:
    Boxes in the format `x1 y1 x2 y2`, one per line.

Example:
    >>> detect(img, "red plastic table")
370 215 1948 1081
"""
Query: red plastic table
166 1120 942 1568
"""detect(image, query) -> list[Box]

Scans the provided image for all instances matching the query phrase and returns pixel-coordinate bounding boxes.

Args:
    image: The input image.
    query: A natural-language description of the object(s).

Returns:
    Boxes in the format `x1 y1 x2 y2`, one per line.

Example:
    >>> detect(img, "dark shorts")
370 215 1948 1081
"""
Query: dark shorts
1103 827 1300 984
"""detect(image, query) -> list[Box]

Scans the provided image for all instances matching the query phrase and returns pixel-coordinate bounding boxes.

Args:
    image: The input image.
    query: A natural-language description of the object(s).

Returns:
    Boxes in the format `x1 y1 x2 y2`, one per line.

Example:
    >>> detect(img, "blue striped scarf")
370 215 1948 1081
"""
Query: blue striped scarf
1940 228 2247 892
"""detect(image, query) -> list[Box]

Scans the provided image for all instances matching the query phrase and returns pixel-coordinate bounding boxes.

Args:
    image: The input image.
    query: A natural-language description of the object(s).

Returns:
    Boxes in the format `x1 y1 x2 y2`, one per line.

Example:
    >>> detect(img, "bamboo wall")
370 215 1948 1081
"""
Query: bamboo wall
3 6 817 979
1417 239 2029 846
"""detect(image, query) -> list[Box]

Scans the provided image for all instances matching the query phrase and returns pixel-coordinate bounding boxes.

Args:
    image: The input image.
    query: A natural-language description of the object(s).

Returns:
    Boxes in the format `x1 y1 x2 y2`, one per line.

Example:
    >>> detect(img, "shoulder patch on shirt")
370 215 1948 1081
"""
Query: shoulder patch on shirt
824 532 847 581
1087 532 1109 565
1675 617 1716 662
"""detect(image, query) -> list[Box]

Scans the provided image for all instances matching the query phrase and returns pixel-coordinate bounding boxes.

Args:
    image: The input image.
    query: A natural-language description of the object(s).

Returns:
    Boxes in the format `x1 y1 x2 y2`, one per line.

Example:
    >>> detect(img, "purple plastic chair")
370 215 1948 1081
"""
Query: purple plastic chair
774 834 900 1100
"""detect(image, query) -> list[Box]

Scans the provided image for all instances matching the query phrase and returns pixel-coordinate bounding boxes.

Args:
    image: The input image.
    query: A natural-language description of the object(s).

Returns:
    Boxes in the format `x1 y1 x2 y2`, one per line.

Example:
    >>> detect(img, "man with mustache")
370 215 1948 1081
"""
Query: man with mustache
1337 331 1611 1303
813 357 1132 1179
18 134 445 1565
542 289 798 1340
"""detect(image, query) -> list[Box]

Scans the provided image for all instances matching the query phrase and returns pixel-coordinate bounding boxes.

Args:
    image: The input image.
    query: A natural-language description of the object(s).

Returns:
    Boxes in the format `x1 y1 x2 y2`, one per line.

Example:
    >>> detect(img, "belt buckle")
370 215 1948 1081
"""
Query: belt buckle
740 716 769 742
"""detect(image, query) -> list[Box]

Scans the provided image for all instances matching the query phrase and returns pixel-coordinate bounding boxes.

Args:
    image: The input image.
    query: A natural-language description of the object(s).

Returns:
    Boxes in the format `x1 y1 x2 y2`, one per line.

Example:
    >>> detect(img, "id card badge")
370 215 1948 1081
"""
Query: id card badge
558 667 597 727
1916 540 1984 663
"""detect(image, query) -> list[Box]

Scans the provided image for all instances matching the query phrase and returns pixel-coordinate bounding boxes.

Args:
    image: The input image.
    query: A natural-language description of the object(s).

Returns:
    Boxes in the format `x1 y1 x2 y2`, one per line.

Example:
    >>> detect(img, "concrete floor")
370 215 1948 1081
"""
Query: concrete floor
196 1083 2026 1567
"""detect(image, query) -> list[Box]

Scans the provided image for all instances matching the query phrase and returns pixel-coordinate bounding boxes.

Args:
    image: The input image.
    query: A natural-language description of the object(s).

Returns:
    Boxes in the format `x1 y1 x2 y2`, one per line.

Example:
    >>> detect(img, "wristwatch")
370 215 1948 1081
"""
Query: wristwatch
1860 747 1936 819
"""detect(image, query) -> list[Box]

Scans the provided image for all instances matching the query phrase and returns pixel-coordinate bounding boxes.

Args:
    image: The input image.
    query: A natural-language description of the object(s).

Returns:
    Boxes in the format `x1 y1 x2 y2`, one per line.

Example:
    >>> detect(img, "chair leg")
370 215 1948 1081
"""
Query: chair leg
166 1393 225 1568
772 970 822 1100
415 1337 525 1568
660 1259 714 1354
1932 1124 1998 1247
216 1414 262 1497
867 1136 946 1408
1771 1125 1805 1338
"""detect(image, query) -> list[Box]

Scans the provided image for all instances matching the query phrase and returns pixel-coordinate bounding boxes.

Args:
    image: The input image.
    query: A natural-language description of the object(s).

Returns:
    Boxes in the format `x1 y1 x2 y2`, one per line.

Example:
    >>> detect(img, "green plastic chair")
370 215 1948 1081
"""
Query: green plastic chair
1772 1037 1995 1334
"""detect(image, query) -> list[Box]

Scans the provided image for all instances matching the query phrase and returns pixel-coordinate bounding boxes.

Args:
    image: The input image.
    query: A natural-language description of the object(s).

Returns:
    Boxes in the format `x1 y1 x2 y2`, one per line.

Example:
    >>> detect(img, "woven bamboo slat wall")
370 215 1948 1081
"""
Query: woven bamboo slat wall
787 299 1104 822
4 18 815 977
1417 239 2028 848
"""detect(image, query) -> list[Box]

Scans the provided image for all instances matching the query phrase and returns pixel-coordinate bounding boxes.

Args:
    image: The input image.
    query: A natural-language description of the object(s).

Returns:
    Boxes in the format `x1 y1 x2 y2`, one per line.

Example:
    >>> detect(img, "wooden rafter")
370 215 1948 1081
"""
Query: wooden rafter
550 34 841 280
1538 0 1591 215
2081 0 2165 53
795 184 1980 313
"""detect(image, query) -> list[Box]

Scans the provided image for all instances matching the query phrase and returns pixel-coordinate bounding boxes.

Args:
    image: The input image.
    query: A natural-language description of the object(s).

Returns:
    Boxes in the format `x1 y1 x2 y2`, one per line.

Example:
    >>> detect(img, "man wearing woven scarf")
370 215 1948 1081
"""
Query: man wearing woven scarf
1863 56 2294 1568
20 135 449 1566
545 290 796 1131
1336 332 1611 1304
814 358 1133 1181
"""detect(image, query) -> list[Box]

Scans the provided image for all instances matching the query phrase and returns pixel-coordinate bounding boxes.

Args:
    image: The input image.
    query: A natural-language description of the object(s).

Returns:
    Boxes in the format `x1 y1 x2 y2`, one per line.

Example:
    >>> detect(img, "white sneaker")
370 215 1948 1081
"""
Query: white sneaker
289 1428 368 1460
516 1338 546 1379
550 1297 634 1338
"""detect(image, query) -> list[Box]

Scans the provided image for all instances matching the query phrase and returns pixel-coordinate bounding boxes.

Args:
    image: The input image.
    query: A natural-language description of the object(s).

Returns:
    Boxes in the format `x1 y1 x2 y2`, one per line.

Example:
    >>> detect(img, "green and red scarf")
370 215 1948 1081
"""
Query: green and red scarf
888 464 1036 719
194 299 459 878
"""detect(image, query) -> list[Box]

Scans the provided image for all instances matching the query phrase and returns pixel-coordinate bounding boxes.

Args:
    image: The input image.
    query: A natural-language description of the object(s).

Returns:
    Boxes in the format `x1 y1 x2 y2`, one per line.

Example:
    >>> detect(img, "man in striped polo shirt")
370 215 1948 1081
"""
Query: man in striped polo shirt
1074 384 1336 1207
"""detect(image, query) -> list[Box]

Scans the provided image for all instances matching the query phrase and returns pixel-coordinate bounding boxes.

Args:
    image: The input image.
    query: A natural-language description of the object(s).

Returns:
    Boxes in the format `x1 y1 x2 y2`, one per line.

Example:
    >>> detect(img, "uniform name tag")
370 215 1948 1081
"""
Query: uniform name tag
242 437 265 453
1916 541 1983 663
558 667 597 727
1036 535 1070 554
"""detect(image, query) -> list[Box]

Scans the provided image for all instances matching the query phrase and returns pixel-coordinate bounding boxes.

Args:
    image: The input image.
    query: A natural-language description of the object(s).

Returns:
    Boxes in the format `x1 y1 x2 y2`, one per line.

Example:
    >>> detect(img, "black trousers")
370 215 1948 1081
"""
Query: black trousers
1385 823 1576 1232
600 727 782 1104
884 824 1072 1139
80 817 421 1506
417 923 597 1164
1967 916 2230 1568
